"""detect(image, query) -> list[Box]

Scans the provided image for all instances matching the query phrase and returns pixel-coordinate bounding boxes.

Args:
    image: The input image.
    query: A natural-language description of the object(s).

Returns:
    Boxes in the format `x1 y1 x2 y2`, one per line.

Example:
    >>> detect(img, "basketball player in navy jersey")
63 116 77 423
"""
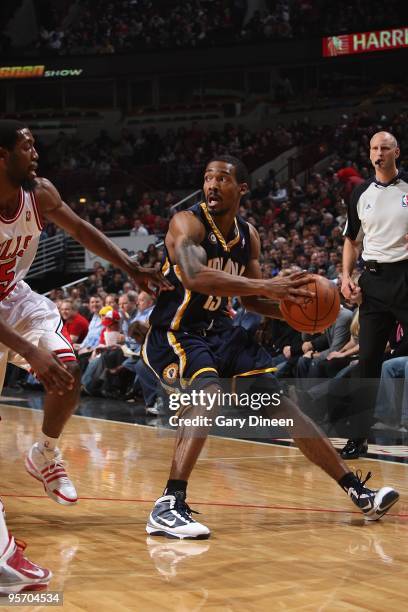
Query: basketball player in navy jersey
144 155 399 539
0 120 170 590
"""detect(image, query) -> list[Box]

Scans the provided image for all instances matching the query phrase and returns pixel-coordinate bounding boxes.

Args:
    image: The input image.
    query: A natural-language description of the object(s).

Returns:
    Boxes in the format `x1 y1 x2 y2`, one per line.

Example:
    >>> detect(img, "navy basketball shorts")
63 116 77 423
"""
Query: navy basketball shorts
142 325 280 393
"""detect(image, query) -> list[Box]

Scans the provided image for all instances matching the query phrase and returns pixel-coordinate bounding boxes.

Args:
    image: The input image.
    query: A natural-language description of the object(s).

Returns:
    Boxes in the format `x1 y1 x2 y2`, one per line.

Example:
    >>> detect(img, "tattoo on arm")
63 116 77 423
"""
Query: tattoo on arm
175 238 206 278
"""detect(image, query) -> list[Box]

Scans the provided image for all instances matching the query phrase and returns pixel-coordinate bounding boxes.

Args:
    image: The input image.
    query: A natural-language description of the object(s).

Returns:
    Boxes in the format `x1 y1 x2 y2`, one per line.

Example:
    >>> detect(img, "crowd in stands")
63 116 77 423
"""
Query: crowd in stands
41 120 321 191
239 110 407 311
41 110 407 246
41 185 174 238
39 118 327 240
0 0 21 55
34 0 248 55
23 0 404 56
5 107 408 432
289 0 403 39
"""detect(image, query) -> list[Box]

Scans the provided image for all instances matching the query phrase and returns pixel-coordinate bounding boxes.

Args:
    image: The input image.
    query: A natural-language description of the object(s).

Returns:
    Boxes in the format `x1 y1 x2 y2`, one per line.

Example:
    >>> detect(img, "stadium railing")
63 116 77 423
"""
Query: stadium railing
170 189 202 213
26 234 66 280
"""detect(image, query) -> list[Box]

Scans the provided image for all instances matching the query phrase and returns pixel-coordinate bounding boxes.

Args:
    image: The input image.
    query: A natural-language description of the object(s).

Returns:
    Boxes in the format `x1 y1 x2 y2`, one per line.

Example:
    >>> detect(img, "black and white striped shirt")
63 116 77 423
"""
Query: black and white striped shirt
343 170 408 262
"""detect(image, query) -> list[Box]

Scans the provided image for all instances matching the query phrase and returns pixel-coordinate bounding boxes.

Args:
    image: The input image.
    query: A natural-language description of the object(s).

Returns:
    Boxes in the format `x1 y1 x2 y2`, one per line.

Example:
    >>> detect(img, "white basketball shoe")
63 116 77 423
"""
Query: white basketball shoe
25 443 78 506
0 535 52 594
146 492 210 540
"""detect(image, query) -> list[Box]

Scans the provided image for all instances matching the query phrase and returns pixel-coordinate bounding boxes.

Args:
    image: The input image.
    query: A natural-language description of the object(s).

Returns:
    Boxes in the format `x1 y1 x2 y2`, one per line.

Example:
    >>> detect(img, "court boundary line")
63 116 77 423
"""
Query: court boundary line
198 454 302 460
0 492 406 518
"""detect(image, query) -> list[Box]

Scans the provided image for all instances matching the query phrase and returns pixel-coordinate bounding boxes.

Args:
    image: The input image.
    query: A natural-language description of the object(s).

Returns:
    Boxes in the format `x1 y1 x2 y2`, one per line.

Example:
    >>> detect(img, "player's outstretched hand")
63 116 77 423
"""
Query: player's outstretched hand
129 264 173 296
263 272 315 303
24 346 74 395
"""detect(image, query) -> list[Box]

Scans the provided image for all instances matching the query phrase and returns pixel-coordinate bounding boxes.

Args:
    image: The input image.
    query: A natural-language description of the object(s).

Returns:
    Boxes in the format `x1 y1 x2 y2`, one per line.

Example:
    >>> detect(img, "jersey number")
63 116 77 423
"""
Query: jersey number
203 295 222 311
0 259 16 295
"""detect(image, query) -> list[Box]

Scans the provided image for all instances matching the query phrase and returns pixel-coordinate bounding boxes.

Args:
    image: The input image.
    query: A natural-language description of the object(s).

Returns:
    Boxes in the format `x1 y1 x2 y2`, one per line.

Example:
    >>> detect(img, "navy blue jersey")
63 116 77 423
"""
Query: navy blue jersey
149 202 252 332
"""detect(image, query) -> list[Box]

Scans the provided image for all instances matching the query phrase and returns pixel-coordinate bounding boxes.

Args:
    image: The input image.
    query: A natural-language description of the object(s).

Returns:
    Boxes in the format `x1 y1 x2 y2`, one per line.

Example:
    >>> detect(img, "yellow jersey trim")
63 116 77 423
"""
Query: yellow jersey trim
231 366 277 394
167 331 187 383
170 287 191 331
189 367 218 384
141 327 161 380
173 264 183 282
162 257 170 276
232 367 277 378
200 202 240 252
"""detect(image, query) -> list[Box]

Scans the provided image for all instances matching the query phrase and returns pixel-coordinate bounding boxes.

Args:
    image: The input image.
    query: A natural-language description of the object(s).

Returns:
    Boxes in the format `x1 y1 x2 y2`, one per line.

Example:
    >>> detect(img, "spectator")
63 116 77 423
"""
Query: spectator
117 291 156 399
374 356 408 431
105 271 126 294
131 219 149 236
82 292 155 400
77 295 104 355
104 293 119 310
118 291 140 353
60 299 89 344
24 0 403 57
269 181 288 205
296 304 354 387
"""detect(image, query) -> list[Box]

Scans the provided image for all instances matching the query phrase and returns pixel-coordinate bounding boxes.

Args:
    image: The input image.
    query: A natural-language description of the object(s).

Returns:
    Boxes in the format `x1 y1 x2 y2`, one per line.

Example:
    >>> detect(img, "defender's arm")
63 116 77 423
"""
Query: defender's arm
35 178 171 294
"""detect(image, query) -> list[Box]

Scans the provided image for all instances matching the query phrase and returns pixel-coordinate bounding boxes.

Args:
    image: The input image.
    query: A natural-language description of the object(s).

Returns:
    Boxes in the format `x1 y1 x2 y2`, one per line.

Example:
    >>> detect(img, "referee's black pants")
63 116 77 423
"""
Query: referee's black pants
354 260 408 438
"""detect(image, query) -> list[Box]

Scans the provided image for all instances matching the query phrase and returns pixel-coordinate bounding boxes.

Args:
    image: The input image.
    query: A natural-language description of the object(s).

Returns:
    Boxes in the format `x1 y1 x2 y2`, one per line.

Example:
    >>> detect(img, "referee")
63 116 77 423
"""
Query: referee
341 131 408 458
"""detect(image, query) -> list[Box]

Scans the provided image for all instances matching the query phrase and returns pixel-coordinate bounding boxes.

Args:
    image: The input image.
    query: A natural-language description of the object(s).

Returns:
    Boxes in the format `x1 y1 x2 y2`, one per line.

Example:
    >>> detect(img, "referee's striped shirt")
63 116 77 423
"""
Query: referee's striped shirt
343 170 408 262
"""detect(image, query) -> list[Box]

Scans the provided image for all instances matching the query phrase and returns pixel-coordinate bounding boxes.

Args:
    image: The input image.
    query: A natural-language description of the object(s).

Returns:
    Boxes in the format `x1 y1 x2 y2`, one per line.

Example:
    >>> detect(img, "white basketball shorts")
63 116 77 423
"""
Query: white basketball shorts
0 281 76 392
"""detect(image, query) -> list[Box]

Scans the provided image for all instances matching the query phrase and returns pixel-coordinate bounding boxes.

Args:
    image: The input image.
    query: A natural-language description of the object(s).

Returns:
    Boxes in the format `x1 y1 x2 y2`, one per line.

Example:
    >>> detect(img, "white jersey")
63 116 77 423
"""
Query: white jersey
0 187 76 387
0 187 42 301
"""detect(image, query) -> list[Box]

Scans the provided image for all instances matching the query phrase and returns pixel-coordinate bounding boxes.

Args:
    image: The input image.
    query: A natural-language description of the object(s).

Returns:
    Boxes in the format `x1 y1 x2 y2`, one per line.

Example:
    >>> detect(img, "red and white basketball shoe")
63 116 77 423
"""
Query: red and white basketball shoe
25 443 78 506
0 535 51 594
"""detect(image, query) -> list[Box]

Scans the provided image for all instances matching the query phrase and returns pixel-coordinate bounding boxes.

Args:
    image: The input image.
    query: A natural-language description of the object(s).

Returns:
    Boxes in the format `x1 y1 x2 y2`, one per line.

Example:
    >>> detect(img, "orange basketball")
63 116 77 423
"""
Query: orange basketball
280 274 340 334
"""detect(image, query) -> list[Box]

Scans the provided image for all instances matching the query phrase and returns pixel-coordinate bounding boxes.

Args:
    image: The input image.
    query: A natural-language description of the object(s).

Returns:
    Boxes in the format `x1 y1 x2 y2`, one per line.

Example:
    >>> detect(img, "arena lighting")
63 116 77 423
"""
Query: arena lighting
0 65 83 79
322 26 408 57
79 197 87 204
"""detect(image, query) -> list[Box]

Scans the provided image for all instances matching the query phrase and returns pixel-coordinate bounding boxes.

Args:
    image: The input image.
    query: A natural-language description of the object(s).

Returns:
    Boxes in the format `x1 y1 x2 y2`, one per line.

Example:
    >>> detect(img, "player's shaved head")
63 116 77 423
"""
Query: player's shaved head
369 130 400 175
370 131 398 148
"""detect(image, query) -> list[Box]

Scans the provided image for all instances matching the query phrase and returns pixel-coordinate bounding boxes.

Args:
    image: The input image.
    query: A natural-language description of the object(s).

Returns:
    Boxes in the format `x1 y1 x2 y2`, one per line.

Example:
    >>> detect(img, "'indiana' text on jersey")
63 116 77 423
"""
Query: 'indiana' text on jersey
149 202 251 332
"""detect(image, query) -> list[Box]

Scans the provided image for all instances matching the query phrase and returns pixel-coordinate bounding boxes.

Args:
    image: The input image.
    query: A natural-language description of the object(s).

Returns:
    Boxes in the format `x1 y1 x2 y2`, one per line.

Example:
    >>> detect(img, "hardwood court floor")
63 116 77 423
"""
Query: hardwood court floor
0 403 407 611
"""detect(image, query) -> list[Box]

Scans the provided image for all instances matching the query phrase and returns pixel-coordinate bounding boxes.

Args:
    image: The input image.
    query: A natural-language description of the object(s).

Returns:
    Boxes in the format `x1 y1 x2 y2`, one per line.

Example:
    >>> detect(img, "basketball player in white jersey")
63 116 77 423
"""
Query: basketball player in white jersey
0 120 170 591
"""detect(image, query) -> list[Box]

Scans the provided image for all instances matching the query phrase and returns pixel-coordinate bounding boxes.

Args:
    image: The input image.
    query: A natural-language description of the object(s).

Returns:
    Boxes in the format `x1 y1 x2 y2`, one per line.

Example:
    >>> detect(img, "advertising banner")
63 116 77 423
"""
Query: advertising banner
322 27 408 57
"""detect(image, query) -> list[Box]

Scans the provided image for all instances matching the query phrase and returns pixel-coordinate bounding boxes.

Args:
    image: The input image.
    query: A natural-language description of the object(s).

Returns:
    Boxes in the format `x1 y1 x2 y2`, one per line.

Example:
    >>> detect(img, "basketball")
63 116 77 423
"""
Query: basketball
280 274 340 334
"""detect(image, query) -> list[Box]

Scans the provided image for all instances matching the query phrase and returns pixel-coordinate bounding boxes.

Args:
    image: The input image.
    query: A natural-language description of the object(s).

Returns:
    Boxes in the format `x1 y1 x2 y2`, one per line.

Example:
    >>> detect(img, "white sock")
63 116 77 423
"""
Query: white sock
40 434 60 453
0 500 10 557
